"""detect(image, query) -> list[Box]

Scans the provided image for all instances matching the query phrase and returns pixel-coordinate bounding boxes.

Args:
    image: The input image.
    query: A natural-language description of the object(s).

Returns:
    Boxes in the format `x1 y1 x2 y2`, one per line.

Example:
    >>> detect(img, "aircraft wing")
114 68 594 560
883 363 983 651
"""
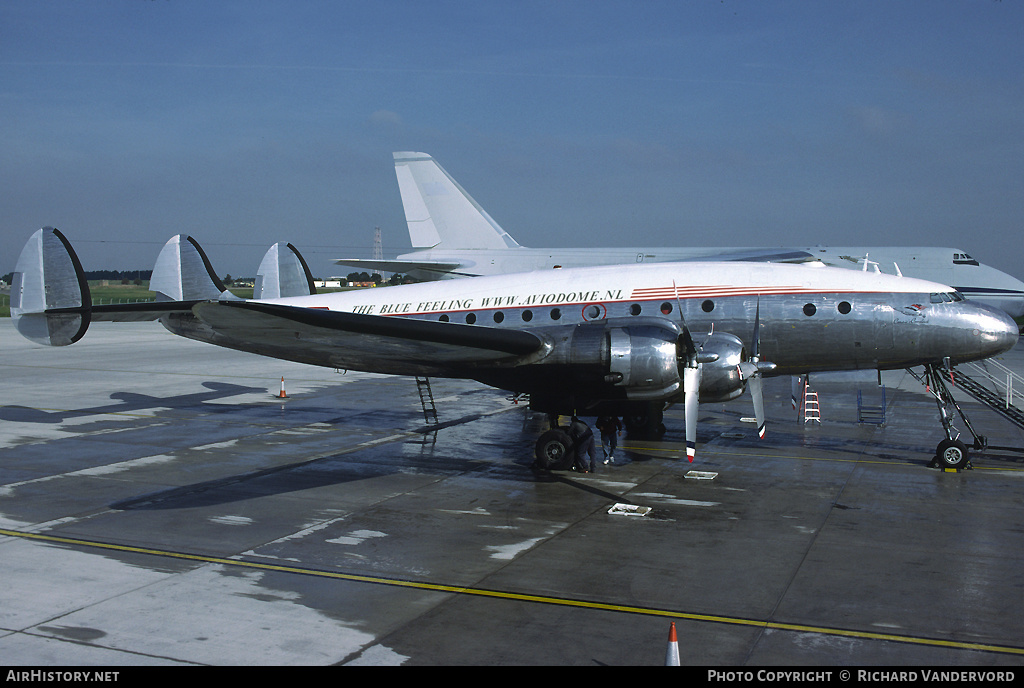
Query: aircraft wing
191 301 544 374
333 257 464 277
680 249 818 264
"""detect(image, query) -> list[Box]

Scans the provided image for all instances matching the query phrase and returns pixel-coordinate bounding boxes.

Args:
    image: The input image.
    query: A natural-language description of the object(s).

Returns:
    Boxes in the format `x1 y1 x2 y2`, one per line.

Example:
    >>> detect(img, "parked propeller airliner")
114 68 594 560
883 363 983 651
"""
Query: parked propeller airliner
335 152 1024 322
11 228 1019 469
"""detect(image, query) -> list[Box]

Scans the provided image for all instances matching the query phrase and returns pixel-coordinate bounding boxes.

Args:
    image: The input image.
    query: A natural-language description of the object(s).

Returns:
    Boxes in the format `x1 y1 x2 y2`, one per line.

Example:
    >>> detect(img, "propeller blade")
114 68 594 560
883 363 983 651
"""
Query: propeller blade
751 295 761 362
683 364 701 462
750 374 766 439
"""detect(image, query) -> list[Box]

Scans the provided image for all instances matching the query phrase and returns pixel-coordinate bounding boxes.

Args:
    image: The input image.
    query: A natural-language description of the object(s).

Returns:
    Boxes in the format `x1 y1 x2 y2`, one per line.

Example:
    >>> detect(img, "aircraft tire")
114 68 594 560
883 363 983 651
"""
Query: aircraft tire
936 438 970 470
535 429 573 470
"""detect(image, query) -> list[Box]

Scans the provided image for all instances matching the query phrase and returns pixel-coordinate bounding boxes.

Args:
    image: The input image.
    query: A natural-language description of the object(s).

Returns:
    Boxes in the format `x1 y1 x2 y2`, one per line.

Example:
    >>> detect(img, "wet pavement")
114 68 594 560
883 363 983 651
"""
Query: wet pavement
1 319 1023 666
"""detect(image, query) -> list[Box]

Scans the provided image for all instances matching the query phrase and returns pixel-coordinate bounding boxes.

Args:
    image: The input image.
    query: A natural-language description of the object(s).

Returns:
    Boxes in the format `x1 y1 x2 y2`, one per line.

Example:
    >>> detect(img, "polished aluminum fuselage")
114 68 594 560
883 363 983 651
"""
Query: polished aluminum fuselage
263 261 1019 377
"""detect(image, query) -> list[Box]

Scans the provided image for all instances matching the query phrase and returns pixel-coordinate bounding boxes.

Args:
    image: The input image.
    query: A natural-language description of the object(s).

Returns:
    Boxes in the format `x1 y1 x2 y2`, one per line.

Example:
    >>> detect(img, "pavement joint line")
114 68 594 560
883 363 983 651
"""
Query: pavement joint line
2 526 1022 658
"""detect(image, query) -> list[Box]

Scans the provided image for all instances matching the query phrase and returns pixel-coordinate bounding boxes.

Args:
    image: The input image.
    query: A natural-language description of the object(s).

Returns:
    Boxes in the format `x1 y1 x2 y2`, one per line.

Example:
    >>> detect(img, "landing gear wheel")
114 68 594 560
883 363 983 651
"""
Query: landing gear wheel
535 429 573 470
935 438 970 470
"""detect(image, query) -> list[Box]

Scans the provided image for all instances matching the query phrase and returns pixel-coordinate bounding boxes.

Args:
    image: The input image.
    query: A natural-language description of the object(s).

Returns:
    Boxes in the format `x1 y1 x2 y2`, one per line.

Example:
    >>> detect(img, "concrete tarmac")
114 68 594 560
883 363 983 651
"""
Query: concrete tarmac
1 319 1023 666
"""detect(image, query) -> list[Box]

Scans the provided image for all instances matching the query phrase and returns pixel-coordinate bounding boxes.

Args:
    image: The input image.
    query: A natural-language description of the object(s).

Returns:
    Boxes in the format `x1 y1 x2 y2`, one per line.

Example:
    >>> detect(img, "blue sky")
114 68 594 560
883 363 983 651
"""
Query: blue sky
2 1 1022 279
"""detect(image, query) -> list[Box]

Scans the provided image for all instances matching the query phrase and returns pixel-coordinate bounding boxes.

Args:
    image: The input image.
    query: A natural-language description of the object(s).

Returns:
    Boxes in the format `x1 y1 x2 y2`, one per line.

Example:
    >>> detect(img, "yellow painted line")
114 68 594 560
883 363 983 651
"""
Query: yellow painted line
2 527 1022 657
621 444 1024 473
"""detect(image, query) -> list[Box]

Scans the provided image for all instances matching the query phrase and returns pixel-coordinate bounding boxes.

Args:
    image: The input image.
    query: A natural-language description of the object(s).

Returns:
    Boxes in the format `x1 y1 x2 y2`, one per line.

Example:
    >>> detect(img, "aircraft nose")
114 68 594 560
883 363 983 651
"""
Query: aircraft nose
967 302 1020 360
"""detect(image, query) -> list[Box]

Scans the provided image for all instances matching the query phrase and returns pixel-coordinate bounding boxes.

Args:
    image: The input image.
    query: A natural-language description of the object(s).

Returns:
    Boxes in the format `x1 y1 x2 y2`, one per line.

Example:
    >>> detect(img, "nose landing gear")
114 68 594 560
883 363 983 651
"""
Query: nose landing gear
909 363 986 471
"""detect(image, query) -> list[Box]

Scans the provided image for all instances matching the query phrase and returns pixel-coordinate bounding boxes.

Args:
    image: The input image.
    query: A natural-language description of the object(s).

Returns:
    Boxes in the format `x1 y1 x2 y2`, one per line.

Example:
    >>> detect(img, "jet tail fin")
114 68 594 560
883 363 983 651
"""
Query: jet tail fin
10 227 92 346
254 243 317 299
393 152 520 250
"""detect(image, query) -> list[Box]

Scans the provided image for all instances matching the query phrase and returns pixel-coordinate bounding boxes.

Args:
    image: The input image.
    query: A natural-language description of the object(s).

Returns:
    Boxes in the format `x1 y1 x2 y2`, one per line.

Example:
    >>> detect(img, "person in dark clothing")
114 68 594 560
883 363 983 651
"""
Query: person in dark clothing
595 416 623 464
568 416 599 473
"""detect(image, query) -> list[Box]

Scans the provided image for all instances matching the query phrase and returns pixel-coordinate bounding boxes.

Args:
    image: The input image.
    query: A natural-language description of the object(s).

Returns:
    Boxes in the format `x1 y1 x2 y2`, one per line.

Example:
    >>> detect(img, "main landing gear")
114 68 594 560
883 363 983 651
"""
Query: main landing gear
534 427 575 471
533 402 668 470
909 362 987 471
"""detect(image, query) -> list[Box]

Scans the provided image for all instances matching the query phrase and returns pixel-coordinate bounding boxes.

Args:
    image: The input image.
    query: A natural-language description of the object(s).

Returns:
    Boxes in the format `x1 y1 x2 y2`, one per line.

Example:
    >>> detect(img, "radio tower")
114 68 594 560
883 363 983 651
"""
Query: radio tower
372 227 386 282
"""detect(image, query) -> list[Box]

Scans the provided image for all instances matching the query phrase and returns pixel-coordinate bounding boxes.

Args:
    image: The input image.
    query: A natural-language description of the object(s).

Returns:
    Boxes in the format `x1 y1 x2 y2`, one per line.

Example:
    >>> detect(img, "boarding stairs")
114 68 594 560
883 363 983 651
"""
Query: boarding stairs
415 376 439 427
951 359 1024 431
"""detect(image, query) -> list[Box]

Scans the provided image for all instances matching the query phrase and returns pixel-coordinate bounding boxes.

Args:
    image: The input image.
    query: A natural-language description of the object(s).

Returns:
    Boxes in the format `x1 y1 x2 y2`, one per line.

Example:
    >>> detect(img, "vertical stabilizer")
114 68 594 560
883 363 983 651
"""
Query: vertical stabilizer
10 227 92 346
150 235 237 302
393 152 520 250
255 242 317 299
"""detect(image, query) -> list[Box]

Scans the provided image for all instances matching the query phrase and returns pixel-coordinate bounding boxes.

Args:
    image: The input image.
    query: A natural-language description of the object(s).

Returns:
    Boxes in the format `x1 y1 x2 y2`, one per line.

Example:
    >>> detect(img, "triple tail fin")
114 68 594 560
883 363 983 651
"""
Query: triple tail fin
10 227 91 346
9 230 237 346
254 243 316 299
150 235 238 302
393 152 520 250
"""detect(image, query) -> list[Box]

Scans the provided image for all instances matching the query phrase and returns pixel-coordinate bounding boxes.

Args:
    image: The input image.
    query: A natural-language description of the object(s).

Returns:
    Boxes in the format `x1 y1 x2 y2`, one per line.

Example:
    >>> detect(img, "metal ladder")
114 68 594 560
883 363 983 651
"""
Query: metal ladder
801 379 821 424
415 377 439 427
857 386 887 425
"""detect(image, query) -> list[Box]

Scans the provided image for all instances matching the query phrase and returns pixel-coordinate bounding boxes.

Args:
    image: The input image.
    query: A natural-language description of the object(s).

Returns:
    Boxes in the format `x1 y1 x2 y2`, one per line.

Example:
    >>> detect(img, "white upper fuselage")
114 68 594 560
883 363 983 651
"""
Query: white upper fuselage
276 260 951 317
393 245 1024 319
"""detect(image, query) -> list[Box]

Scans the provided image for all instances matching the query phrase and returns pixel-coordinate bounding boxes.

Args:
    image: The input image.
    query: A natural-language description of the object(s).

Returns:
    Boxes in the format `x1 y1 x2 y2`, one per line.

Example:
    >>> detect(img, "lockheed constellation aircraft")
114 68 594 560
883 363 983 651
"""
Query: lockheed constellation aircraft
335 152 1024 322
11 228 1017 470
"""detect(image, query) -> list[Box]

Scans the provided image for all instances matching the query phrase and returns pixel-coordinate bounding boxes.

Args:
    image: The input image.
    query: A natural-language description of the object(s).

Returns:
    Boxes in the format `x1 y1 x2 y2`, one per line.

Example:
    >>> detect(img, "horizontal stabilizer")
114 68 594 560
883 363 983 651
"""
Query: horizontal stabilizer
10 227 91 346
9 230 243 346
150 235 239 302
255 243 316 299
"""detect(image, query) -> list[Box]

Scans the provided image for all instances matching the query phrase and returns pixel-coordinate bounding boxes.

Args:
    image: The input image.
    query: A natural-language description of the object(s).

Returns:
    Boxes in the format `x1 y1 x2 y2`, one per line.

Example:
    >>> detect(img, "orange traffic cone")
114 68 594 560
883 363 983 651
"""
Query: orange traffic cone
278 376 288 399
665 622 680 666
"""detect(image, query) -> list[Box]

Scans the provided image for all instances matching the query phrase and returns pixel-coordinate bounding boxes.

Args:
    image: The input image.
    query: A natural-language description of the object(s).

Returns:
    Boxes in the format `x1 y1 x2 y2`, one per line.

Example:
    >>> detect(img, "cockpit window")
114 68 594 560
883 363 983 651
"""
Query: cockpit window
930 292 957 303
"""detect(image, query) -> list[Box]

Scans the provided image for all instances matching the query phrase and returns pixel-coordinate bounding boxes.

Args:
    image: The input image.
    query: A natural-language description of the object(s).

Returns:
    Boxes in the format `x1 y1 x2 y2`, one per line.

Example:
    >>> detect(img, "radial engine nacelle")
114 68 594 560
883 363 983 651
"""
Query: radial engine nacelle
517 318 756 407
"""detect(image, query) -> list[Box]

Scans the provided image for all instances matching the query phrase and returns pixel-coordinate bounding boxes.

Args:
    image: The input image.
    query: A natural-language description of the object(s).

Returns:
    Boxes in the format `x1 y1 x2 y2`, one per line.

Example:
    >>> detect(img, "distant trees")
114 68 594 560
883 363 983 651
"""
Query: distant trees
82 270 153 282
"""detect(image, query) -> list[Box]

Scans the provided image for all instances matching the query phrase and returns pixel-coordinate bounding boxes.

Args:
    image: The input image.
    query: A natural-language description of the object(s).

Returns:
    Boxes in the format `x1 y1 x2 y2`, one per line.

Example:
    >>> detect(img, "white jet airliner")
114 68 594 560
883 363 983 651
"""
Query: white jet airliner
11 227 1018 470
335 152 1024 322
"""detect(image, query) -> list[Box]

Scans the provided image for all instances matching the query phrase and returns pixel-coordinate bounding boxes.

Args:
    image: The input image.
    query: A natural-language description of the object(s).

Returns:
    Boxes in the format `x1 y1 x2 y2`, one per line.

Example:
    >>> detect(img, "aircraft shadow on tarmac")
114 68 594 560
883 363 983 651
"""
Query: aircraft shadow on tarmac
0 381 269 424
109 412 636 511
